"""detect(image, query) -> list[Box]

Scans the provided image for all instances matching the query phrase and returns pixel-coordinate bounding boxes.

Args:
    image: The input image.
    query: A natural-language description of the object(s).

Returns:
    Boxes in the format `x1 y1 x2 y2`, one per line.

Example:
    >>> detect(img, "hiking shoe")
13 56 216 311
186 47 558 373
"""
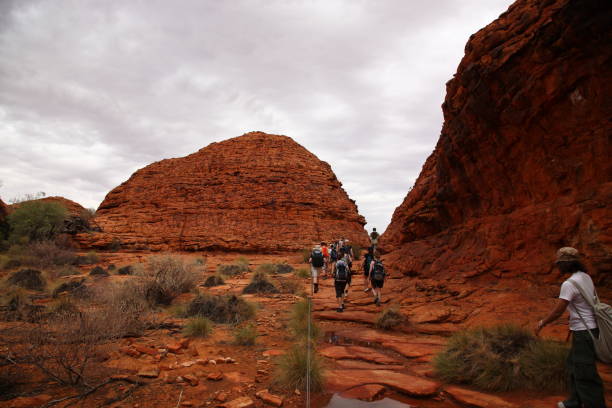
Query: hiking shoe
363 288 371 292
375 297 381 306
314 284 319 293
557 403 566 408
336 307 342 313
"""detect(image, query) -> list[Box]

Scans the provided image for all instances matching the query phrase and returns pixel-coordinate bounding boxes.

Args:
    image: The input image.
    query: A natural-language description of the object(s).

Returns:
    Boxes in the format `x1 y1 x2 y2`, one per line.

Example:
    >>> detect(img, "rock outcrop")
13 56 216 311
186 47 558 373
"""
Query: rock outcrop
381 0 611 284
78 132 369 252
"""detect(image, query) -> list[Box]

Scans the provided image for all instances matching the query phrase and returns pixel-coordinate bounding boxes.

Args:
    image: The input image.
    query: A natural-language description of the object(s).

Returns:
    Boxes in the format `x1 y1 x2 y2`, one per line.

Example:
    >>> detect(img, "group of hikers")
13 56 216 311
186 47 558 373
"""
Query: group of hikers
308 229 383 313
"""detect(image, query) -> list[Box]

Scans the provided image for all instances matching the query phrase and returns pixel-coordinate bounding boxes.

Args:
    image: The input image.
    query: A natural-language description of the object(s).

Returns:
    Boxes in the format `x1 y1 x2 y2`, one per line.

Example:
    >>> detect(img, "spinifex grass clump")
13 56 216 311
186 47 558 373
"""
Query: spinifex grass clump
183 316 213 338
242 271 279 294
186 293 255 324
233 323 257 346
434 324 568 392
288 298 320 340
375 307 406 331
294 267 310 279
217 258 249 277
7 269 46 291
275 339 324 391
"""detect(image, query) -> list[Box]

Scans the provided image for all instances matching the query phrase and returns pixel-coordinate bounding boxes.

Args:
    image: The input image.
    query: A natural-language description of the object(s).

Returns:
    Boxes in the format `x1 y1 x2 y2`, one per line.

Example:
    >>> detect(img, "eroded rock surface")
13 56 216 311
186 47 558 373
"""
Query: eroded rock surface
77 132 369 252
381 0 611 283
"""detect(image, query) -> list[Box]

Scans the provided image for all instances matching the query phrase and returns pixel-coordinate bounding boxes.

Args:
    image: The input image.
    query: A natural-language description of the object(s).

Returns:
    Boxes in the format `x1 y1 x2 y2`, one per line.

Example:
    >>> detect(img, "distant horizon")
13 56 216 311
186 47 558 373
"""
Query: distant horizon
0 0 515 232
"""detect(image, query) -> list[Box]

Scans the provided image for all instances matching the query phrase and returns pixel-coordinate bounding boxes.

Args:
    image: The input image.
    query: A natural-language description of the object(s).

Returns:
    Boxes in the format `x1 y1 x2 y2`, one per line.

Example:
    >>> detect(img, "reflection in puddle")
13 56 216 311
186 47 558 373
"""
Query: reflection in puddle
324 331 374 347
324 394 412 408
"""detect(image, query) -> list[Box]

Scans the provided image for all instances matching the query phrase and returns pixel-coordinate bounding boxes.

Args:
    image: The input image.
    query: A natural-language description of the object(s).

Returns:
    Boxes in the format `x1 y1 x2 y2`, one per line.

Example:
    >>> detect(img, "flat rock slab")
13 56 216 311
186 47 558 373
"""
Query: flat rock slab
326 369 440 397
219 396 255 408
333 328 447 346
314 311 376 325
320 346 400 365
444 386 519 408
384 342 442 360
340 384 386 401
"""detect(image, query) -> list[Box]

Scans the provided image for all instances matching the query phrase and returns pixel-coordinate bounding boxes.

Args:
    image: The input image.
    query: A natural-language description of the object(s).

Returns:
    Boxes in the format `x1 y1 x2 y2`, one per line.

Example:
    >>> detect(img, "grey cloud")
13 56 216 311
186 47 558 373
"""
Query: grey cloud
0 0 514 231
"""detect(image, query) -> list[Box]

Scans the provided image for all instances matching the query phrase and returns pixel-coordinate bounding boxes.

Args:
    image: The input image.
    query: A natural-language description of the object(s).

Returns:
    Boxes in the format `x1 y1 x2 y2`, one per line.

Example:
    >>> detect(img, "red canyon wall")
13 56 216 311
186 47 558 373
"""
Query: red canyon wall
77 132 369 252
380 0 611 284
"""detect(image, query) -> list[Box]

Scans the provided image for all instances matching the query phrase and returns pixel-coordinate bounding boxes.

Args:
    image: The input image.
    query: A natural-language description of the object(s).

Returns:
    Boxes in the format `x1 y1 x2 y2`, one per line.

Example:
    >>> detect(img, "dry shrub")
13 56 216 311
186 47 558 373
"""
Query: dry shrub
289 298 320 340
89 266 109 276
7 268 46 291
203 274 225 287
117 265 133 275
276 277 301 294
0 287 45 322
52 279 89 298
434 324 568 392
375 307 406 331
217 262 249 277
135 256 198 306
275 263 294 274
242 271 279 294
186 293 255 324
24 240 76 268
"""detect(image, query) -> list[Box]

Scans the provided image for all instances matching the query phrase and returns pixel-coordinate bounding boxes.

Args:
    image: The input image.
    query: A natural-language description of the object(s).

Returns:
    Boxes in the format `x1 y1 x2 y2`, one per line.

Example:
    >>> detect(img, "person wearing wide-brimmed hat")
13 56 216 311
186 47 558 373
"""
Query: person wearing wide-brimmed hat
535 247 605 408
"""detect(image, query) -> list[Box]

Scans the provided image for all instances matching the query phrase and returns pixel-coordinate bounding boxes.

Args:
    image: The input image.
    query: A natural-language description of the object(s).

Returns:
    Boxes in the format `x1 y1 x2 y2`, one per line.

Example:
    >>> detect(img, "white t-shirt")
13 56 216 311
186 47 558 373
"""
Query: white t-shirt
559 271 598 331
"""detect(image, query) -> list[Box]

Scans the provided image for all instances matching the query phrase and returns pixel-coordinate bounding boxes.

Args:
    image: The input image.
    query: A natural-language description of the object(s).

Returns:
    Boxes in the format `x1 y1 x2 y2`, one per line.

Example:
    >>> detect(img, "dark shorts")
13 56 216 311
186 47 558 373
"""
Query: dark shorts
371 279 384 289
334 280 347 297
363 267 370 277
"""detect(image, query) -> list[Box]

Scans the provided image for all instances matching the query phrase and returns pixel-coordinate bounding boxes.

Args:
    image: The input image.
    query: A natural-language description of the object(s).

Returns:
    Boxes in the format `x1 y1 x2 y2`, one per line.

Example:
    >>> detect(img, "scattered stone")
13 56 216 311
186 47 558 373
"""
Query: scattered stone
255 389 284 407
133 344 158 356
326 369 439 397
182 374 199 386
444 386 519 408
137 366 160 378
207 372 224 381
167 343 183 353
219 396 255 408
120 346 141 358
181 361 197 368
215 392 229 402
340 384 386 401
208 359 217 365
262 349 285 357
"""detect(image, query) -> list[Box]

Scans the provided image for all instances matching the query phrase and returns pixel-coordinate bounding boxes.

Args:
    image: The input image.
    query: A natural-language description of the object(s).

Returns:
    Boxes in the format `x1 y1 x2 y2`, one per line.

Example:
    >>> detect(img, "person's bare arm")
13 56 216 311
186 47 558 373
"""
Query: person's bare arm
535 298 569 336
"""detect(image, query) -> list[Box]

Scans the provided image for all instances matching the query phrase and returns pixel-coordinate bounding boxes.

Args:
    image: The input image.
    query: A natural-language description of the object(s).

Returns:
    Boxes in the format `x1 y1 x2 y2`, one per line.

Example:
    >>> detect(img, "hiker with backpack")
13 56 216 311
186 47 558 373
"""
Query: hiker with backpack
363 246 374 293
369 252 386 306
370 227 379 250
329 243 338 279
321 242 330 278
535 247 606 408
308 244 325 294
333 255 350 312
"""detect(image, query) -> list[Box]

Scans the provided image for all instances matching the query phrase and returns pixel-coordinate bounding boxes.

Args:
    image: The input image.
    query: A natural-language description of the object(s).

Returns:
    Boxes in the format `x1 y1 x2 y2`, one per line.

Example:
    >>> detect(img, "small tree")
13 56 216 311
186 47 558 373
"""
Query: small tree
7 201 67 243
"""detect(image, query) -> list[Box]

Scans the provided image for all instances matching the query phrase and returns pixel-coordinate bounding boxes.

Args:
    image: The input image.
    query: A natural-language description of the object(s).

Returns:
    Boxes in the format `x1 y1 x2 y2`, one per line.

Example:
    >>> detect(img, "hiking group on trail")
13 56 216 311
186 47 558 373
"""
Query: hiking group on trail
309 234 387 312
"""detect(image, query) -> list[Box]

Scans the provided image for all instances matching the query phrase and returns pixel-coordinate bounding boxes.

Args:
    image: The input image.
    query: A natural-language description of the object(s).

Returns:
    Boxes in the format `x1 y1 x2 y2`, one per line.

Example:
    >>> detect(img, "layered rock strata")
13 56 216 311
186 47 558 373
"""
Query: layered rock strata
78 132 369 252
381 0 611 284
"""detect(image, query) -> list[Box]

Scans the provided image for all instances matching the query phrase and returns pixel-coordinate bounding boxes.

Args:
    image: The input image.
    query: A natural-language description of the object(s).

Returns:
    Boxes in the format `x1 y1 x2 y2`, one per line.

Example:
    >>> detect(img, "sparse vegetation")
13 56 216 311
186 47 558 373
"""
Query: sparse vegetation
52 279 88 298
89 266 108 276
186 293 255 324
135 256 198 306
7 268 46 291
294 267 310 279
203 274 225 287
108 237 122 251
7 200 67 243
256 263 277 274
117 265 133 275
276 277 301 294
276 263 294 274
217 261 249 277
288 298 320 340
434 324 568 392
183 316 213 338
243 270 279 294
233 323 257 346
168 303 187 318
274 339 324 391
375 307 406 331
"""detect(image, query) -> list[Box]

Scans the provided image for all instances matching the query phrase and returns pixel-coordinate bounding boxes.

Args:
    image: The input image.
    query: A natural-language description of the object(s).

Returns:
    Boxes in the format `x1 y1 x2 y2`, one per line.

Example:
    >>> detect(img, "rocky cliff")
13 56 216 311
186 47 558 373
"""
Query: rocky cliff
381 0 611 284
77 132 369 252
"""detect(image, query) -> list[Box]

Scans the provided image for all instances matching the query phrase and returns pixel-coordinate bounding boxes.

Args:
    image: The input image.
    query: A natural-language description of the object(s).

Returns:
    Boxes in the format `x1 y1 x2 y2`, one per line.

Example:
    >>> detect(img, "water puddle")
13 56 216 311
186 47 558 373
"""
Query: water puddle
324 394 412 408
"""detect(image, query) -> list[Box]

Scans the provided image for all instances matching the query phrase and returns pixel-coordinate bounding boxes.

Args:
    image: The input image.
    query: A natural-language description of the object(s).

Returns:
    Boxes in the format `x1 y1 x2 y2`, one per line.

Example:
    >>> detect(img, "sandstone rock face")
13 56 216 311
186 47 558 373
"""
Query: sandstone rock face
381 0 611 283
78 132 369 252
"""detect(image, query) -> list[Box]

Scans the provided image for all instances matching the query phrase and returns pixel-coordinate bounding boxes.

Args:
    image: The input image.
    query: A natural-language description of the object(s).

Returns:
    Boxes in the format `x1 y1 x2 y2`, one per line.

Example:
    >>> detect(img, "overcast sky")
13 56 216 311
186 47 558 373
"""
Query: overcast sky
0 0 513 232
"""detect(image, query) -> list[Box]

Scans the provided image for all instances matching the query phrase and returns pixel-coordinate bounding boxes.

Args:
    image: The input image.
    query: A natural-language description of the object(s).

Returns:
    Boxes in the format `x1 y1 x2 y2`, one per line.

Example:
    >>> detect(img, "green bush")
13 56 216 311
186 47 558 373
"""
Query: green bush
375 307 406 331
7 201 67 243
434 324 568 392
243 271 279 294
203 274 225 287
186 293 255 324
183 316 213 338
274 339 324 391
289 298 320 340
233 323 257 346
276 263 294 274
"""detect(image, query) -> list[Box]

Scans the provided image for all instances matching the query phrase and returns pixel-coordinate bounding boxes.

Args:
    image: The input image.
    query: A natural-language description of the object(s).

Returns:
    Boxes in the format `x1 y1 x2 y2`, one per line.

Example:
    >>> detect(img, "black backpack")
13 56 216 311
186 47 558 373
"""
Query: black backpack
372 261 385 281
335 262 348 282
311 249 324 267
330 247 338 261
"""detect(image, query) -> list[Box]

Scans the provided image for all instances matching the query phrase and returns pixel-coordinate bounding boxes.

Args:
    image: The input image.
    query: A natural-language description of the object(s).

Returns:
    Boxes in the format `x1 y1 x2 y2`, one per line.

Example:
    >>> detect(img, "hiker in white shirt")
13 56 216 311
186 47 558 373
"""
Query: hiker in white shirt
535 247 605 408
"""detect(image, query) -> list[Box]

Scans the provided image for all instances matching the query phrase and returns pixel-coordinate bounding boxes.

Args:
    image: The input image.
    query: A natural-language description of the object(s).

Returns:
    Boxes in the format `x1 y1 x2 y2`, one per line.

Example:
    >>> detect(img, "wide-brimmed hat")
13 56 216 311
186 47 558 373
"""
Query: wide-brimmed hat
556 247 580 263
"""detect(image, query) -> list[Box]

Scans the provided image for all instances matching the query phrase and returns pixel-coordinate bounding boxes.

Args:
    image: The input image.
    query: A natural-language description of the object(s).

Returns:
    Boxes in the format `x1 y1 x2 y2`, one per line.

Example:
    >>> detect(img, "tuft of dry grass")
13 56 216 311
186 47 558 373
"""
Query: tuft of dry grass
375 307 406 331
